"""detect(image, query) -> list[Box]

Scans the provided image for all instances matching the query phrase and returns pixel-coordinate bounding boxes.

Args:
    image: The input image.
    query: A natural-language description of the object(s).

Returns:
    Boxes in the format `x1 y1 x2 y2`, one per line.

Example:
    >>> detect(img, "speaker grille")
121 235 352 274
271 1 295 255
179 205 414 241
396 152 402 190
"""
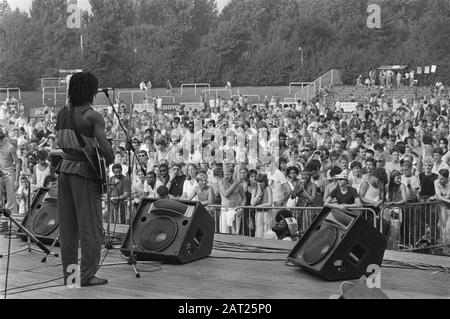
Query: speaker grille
32 203 59 236
303 225 338 265
140 216 178 251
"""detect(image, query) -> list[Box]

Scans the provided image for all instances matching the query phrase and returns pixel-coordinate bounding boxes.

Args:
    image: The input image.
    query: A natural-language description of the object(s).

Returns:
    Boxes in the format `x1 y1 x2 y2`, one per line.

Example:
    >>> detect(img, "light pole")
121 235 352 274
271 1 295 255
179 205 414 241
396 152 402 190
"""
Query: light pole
298 45 304 71
133 48 137 84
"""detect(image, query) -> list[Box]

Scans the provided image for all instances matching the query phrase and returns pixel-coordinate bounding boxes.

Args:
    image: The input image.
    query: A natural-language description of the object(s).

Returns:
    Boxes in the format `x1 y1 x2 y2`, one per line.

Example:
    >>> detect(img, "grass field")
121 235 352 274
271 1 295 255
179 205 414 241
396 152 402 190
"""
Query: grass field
2 85 301 116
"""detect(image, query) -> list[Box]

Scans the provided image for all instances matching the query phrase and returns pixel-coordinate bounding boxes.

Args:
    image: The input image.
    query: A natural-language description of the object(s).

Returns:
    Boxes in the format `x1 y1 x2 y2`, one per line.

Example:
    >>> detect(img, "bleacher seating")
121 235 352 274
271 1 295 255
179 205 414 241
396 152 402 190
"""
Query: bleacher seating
328 85 433 104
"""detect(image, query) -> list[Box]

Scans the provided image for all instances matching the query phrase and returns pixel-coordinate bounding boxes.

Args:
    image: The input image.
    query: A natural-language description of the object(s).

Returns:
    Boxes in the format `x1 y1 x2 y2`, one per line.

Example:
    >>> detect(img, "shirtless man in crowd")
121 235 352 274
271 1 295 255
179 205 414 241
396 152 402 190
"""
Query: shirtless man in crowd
218 167 246 234
0 127 20 214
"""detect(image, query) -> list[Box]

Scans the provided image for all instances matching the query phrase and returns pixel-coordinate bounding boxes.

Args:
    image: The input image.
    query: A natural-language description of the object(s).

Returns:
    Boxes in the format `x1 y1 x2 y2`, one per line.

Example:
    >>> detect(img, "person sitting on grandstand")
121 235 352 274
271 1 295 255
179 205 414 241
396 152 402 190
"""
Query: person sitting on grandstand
356 75 363 87
396 72 402 87
139 80 147 91
409 70 415 86
166 80 172 95
0 102 8 121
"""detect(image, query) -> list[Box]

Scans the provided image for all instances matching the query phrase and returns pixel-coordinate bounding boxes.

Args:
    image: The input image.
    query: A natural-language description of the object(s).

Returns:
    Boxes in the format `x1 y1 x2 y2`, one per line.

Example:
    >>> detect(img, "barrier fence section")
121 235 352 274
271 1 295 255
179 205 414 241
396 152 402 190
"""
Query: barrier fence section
202 89 232 99
117 90 147 104
231 95 261 103
289 82 311 95
206 205 376 239
206 203 448 255
181 83 211 96
381 201 445 254
0 87 21 100
91 200 448 257
296 69 341 101
42 87 66 107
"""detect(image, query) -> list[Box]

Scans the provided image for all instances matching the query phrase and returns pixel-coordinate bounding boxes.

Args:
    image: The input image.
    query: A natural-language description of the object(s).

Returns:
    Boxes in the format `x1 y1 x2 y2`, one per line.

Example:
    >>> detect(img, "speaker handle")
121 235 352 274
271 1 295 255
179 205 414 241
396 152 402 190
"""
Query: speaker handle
152 200 189 213
151 209 184 217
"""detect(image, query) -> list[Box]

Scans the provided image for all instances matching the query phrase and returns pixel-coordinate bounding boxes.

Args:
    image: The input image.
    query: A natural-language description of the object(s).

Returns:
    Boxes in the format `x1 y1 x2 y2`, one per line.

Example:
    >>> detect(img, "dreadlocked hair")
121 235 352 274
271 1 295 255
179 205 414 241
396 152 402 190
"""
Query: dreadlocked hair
68 72 99 107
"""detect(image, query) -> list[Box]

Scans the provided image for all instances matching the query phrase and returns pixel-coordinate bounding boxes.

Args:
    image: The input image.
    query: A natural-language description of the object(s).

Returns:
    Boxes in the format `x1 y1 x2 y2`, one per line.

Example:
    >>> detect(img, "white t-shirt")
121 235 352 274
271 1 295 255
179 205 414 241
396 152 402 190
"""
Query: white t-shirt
401 175 420 201
35 164 51 188
144 180 163 199
0 104 8 121
268 169 288 203
182 179 199 200
432 161 450 175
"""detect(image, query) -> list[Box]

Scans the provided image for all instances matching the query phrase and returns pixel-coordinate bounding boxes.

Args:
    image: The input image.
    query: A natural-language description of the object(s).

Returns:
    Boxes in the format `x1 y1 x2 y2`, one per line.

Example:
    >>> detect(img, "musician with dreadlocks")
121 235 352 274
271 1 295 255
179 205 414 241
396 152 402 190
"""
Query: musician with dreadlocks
55 72 115 287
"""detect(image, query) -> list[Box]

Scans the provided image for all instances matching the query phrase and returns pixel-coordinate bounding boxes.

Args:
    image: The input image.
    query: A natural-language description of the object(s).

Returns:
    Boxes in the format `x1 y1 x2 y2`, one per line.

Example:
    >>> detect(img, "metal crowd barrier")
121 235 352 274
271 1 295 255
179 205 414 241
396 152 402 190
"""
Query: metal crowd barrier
381 202 444 254
205 205 377 240
205 202 448 256
96 200 447 256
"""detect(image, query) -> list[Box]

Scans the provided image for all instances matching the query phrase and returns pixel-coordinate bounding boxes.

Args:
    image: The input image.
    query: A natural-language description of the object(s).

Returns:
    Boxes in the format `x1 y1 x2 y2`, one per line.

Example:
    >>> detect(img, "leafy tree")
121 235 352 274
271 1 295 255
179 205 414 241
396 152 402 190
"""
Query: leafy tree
2 0 450 89
0 11 41 89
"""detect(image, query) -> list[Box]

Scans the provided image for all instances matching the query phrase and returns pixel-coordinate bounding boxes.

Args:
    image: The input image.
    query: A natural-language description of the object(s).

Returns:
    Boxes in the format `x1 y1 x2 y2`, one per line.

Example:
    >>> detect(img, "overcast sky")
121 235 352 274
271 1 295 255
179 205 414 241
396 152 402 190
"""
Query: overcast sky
7 0 230 12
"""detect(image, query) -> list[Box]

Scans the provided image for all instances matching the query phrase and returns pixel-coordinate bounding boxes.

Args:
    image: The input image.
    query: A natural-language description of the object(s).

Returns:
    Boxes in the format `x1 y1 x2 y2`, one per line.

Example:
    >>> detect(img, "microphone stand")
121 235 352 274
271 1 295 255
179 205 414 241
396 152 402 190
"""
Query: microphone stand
99 89 145 278
0 208 58 261
101 180 114 253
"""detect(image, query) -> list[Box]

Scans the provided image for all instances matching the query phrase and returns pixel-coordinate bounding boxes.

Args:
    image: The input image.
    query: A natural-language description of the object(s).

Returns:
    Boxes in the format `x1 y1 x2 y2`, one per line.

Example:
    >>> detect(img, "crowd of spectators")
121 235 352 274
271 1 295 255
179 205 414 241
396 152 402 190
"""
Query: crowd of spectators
0 82 450 255
356 69 420 88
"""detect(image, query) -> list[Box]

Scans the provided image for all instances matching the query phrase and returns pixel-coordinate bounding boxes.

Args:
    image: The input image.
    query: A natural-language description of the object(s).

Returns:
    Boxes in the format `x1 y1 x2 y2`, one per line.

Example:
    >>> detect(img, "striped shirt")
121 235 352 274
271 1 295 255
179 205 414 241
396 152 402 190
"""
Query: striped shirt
55 106 100 181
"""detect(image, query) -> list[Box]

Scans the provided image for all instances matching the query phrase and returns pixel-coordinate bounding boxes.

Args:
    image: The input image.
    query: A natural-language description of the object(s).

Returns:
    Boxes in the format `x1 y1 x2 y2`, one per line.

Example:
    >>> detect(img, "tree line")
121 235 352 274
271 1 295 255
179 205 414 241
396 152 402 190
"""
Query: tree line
0 0 449 91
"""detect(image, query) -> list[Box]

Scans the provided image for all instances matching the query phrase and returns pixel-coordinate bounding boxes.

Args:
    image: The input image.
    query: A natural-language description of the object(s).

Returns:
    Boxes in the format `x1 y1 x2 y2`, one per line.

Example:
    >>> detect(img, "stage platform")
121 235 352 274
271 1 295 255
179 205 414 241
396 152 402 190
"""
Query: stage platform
0 231 449 299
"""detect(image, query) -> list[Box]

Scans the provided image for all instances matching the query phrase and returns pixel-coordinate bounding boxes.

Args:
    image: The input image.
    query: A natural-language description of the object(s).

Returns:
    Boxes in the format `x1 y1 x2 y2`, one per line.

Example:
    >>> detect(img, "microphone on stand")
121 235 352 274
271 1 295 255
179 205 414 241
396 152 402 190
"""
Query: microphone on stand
98 88 115 98
0 208 51 255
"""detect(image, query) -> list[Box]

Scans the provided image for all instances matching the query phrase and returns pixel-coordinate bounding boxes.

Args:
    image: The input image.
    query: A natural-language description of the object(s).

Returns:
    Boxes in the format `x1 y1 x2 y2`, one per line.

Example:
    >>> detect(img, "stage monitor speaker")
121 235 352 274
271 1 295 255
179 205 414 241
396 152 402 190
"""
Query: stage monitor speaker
18 188 59 246
120 199 215 264
288 206 387 281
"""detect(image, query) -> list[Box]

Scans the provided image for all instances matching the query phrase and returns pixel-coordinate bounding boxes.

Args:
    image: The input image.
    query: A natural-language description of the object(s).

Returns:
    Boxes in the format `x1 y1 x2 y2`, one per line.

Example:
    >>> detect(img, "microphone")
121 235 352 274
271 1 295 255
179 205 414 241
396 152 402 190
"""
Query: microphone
98 88 114 98
98 88 114 93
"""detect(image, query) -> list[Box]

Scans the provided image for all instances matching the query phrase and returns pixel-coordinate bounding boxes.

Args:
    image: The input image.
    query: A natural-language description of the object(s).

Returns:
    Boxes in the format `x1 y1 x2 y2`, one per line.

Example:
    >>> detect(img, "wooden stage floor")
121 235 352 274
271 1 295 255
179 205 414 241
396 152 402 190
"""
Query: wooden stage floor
1 230 449 299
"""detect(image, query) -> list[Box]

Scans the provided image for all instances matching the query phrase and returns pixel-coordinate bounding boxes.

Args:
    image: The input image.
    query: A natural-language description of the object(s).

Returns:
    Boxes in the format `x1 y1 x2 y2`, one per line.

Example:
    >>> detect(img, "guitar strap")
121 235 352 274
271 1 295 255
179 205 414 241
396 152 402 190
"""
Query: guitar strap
70 106 100 177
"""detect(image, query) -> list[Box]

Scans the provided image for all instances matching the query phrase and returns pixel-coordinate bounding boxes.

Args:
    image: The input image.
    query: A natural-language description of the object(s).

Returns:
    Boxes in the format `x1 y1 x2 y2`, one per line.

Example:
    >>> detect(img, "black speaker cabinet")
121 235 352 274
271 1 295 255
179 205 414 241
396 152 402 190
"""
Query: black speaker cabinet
288 206 387 281
18 188 59 246
121 199 215 264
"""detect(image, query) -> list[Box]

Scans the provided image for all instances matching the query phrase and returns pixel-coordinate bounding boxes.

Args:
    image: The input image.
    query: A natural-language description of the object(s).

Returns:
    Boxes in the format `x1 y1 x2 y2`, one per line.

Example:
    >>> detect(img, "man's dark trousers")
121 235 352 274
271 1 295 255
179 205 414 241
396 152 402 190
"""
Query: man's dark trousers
58 173 103 283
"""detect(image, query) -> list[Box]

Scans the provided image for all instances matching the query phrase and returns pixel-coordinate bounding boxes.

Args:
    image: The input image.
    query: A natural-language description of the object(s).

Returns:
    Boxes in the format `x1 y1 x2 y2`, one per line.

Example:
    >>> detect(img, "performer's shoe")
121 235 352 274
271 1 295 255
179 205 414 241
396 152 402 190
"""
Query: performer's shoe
81 276 109 287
